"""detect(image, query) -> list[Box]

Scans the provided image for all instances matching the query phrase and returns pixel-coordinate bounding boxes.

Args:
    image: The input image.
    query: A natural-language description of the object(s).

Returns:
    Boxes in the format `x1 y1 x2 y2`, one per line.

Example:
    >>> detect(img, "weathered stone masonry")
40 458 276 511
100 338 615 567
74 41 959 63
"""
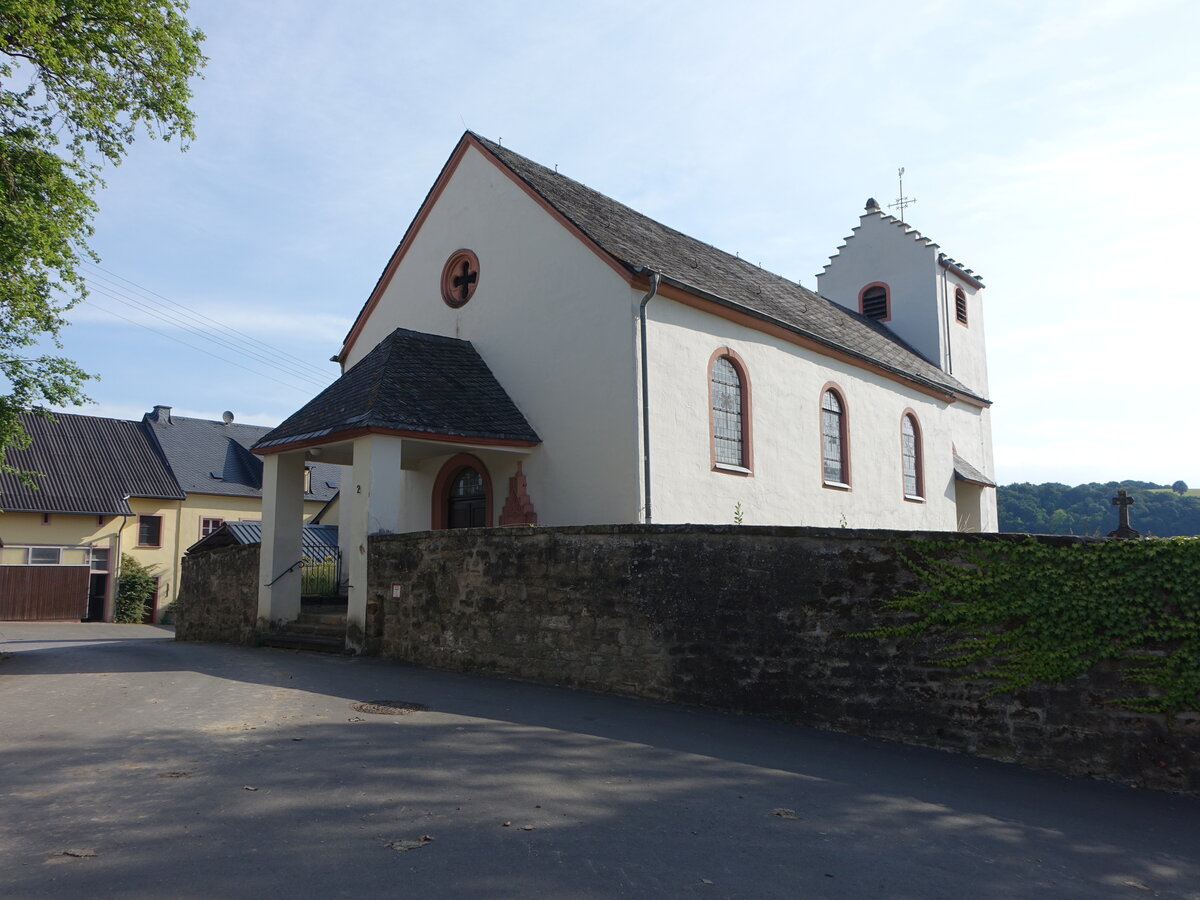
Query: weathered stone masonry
176 543 259 645
178 525 1199 795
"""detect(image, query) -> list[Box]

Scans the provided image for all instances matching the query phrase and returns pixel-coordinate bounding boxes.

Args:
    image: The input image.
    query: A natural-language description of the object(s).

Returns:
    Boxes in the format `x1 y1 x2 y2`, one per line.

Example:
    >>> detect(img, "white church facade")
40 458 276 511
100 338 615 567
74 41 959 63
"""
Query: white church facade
252 132 996 641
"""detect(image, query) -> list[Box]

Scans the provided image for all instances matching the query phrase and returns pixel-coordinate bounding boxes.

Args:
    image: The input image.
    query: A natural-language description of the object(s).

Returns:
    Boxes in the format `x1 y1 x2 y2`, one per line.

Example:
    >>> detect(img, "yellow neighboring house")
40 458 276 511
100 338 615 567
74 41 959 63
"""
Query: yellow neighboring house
0 406 339 622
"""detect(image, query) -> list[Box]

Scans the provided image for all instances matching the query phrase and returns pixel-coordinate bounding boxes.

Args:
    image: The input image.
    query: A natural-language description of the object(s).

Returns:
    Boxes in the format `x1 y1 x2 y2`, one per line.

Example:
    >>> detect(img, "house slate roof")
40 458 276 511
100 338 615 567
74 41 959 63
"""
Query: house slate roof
254 328 541 451
0 412 184 515
470 134 985 403
143 408 339 501
186 521 339 556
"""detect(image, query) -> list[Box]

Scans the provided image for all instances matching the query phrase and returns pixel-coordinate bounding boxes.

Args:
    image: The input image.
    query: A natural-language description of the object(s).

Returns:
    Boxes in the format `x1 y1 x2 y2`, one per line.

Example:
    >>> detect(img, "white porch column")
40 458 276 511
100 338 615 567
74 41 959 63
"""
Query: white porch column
257 451 306 626
345 433 405 650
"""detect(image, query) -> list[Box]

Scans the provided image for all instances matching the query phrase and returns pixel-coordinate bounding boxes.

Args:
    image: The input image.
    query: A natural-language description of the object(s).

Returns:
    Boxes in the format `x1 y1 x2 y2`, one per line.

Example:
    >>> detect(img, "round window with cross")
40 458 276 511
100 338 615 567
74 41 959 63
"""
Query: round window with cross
441 249 480 308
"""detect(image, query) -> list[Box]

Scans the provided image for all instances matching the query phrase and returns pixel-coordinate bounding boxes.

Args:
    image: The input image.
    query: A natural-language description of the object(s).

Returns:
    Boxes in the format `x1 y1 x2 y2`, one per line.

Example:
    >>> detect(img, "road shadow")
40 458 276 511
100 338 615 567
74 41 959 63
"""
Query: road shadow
2 623 1198 899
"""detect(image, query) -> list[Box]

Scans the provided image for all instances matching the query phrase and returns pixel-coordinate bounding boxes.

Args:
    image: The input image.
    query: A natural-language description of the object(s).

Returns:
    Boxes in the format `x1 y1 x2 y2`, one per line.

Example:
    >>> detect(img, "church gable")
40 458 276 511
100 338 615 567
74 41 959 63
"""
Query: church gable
338 135 635 369
817 202 988 397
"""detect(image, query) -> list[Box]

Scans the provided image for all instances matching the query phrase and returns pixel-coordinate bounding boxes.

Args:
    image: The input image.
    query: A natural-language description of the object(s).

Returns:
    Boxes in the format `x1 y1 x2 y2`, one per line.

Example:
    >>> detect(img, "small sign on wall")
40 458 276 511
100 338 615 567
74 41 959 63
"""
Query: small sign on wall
391 583 403 599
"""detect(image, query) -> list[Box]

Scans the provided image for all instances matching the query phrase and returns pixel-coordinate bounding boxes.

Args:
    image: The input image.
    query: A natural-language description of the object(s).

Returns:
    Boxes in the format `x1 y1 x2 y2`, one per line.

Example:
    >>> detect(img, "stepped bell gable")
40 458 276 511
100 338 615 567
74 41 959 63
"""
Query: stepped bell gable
817 198 989 400
253 132 996 651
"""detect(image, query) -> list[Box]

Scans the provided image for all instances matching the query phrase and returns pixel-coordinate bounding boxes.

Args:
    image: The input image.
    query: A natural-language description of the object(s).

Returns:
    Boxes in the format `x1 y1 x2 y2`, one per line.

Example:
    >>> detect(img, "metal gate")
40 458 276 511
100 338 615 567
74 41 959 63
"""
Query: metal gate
300 550 342 598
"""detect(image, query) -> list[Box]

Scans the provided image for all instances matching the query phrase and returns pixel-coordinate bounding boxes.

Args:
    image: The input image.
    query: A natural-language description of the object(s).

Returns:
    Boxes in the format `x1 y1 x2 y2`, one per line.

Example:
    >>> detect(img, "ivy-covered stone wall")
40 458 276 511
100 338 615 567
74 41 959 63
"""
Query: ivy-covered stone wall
368 525 1199 796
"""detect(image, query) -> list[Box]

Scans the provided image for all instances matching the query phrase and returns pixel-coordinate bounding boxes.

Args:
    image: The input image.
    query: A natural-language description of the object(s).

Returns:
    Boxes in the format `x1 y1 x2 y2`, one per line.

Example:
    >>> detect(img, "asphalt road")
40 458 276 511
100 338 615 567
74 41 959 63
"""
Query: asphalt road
1 622 1197 899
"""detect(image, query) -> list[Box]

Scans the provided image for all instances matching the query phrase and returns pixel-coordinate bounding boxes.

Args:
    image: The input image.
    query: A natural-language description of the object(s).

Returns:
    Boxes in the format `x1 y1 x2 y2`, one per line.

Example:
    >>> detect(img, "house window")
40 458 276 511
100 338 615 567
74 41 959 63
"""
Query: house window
89 547 110 571
821 388 849 486
902 413 923 499
304 467 313 493
955 287 968 325
200 517 224 538
28 547 61 565
441 249 480 308
138 515 162 547
860 283 889 320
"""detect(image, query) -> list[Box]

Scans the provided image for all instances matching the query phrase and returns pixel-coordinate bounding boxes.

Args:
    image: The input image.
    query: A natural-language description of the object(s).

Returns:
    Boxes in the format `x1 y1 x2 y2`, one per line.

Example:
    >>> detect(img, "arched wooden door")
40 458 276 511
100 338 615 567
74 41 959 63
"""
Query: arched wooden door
432 454 493 530
447 466 487 529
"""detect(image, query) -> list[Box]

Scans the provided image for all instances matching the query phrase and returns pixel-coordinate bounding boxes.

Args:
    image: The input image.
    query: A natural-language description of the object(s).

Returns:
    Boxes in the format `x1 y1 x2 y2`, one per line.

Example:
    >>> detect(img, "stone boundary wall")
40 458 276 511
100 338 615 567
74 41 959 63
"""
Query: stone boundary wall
176 543 259 645
367 525 1198 796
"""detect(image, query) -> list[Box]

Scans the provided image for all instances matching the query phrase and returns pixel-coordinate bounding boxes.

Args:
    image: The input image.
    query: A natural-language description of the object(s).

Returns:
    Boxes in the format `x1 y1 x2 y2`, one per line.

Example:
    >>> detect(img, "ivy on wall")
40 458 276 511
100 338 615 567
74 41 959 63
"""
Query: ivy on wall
868 537 1200 715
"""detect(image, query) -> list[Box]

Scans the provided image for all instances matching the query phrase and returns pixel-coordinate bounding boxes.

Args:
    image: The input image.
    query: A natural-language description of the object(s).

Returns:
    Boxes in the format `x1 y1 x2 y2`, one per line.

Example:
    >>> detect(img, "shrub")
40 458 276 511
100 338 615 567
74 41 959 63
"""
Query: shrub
115 554 157 623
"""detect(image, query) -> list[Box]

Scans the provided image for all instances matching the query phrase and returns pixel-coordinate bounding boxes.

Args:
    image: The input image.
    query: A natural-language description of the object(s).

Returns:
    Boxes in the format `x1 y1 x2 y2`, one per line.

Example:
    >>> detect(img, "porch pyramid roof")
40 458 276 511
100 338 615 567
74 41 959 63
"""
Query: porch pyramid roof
253 328 540 452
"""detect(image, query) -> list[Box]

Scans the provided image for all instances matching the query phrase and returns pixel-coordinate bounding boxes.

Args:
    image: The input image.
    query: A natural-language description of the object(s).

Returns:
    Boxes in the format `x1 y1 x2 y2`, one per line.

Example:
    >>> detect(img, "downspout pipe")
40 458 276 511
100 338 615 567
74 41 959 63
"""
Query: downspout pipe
938 254 954 376
635 268 661 523
113 496 131 623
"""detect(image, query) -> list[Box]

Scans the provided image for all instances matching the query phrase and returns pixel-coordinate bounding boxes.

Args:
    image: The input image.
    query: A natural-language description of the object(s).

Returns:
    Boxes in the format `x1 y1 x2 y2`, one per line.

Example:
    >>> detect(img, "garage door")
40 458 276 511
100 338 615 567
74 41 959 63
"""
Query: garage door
0 566 90 620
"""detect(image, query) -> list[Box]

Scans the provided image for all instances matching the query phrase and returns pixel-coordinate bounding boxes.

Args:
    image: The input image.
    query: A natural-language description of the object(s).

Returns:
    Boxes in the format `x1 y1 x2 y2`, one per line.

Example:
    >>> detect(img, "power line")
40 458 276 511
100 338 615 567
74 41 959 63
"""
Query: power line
83 281 333 390
83 300 328 397
80 261 338 383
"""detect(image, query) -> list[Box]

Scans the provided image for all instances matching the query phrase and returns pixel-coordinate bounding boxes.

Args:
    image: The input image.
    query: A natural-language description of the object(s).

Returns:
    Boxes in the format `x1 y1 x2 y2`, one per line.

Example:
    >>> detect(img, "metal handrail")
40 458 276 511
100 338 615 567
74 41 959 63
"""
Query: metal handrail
264 559 303 588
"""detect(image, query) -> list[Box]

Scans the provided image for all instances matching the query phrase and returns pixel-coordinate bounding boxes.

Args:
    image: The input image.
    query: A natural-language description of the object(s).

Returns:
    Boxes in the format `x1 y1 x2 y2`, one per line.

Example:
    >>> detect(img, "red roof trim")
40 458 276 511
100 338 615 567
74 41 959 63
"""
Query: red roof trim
253 425 539 457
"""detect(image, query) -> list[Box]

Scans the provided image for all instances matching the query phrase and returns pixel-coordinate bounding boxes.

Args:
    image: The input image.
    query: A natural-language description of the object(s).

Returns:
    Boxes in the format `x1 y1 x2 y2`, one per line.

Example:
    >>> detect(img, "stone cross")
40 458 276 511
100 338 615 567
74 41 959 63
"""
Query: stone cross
1108 489 1141 539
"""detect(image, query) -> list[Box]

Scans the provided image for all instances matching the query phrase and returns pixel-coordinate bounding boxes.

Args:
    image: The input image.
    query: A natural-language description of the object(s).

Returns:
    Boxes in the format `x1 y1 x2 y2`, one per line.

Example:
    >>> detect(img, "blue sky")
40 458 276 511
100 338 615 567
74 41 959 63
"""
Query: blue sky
49 0 1200 485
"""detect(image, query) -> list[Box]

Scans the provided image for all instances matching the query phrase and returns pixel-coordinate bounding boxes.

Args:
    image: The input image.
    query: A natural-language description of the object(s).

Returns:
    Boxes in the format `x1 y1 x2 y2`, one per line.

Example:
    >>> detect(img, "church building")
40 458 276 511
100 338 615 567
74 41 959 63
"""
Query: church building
252 132 996 641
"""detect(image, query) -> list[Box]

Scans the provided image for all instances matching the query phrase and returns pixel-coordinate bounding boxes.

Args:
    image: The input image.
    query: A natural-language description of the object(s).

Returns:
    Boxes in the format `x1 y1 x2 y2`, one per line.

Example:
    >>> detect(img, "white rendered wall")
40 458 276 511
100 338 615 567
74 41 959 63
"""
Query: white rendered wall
818 212 944 370
258 452 305 624
938 267 990 399
644 298 994 530
344 145 642 527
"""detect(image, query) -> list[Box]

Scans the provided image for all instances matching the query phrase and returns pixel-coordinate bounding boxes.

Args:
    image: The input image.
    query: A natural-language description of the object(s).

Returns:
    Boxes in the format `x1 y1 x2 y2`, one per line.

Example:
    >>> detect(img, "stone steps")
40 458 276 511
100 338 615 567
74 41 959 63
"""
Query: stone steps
259 632 347 653
260 610 347 654
297 612 346 628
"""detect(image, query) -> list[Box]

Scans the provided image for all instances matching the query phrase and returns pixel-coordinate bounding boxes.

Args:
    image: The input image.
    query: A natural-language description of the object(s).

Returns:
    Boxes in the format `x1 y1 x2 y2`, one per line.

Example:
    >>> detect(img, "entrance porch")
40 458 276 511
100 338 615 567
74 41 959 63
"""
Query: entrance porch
250 327 541 652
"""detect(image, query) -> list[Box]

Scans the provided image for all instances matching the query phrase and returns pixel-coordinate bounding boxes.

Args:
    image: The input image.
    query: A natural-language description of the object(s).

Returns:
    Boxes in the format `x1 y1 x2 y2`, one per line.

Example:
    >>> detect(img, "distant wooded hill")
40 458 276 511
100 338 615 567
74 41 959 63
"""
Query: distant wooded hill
998 481 1200 536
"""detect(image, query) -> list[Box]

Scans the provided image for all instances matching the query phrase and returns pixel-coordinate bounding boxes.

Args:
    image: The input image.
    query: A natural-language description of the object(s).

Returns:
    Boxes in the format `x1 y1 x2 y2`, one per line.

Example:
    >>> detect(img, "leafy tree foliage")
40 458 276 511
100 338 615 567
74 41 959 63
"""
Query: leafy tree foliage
115 552 156 623
999 481 1200 537
1 1 205 479
1173 480 1189 495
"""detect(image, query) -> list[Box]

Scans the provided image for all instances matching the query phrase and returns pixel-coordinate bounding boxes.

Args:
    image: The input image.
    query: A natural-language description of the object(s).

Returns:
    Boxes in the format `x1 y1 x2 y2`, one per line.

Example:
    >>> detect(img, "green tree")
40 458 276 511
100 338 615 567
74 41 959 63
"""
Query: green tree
998 480 1200 537
1173 480 1189 495
115 552 156 623
1 1 206 479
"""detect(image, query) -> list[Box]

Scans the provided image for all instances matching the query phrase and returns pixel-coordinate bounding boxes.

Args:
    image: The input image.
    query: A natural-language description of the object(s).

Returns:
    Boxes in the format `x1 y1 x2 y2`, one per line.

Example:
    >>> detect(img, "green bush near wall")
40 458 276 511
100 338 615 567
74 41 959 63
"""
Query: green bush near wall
115 553 157 624
870 537 1200 715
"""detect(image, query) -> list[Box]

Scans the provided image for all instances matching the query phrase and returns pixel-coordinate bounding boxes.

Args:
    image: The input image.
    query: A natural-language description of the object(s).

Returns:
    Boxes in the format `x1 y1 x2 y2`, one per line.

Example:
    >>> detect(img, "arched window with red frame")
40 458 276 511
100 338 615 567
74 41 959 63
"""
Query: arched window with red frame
954 287 968 325
901 412 923 499
859 282 890 321
709 348 753 473
821 386 850 487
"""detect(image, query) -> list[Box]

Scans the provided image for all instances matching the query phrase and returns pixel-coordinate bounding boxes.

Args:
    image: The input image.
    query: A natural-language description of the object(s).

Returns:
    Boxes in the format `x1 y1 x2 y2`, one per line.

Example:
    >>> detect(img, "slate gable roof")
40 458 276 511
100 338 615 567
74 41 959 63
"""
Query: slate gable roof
953 452 996 487
254 328 541 451
470 134 985 402
0 412 184 515
187 521 339 556
143 410 339 501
